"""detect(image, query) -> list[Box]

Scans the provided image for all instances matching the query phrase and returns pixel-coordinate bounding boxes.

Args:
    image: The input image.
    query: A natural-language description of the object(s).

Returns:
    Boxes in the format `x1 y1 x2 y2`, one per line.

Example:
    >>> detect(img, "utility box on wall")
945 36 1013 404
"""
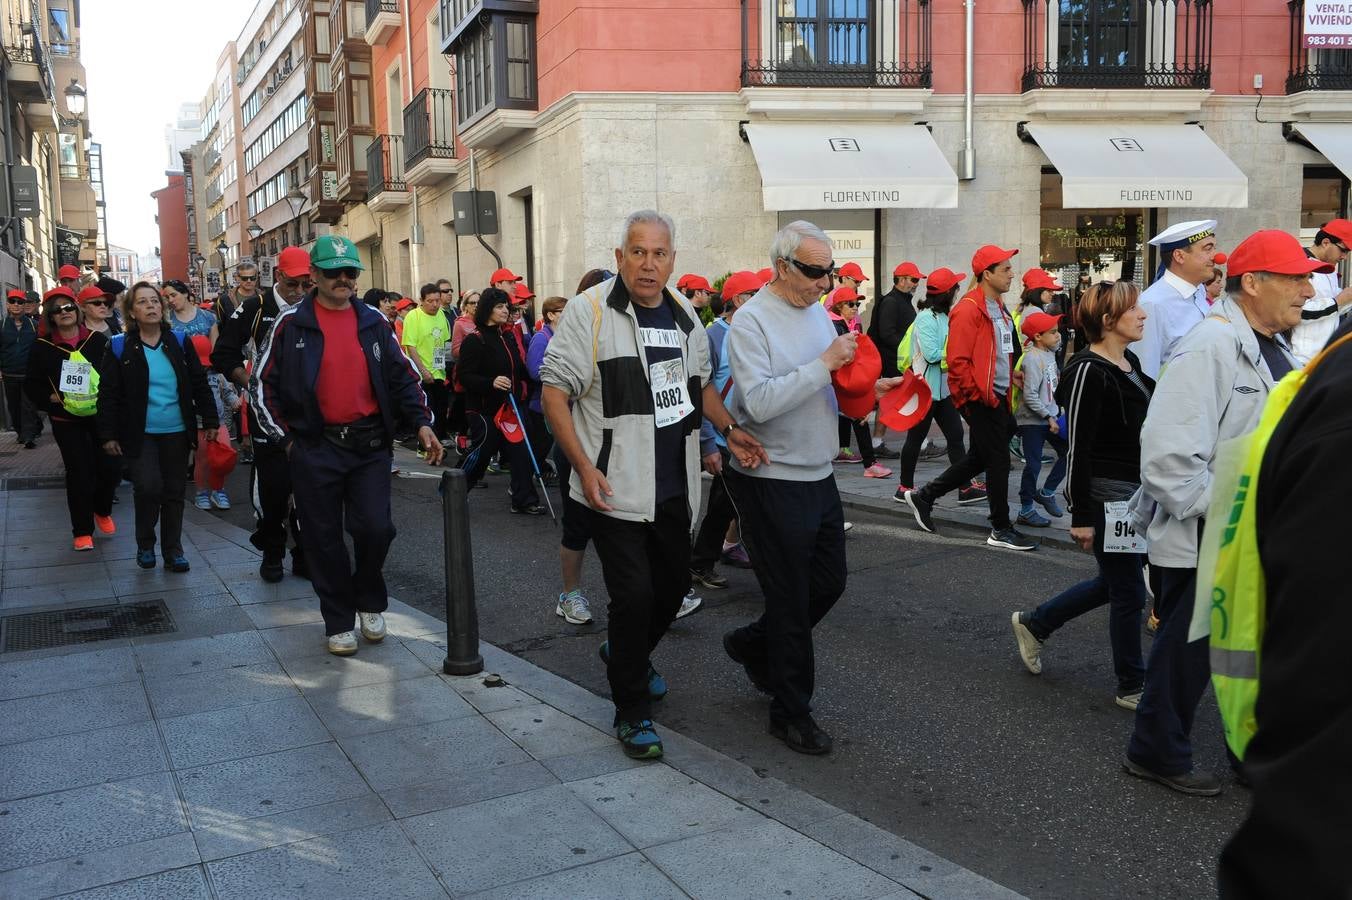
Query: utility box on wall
452 190 498 236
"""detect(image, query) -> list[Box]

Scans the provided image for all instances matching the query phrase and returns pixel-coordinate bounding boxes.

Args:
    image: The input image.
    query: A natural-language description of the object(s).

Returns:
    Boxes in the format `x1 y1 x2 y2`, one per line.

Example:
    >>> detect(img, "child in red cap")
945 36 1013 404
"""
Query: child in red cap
1014 311 1067 527
189 334 241 511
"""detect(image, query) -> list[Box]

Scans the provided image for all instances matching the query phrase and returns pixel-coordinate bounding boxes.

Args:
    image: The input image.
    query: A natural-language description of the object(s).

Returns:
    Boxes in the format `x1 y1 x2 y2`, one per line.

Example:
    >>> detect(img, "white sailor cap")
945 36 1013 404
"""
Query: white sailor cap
1149 220 1217 248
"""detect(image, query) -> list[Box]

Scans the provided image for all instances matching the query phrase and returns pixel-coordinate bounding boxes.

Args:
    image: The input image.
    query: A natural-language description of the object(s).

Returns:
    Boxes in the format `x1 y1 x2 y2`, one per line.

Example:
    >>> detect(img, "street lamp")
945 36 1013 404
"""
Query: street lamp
216 239 229 297
192 253 206 295
58 78 86 129
246 218 263 244
284 185 306 247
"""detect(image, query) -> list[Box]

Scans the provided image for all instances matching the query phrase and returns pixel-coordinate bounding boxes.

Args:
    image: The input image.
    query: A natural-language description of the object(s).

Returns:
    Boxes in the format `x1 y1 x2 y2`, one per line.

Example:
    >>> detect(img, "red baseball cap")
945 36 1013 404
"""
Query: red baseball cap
684 275 713 293
676 274 693 290
1321 218 1352 246
44 286 77 303
6 289 26 301
1227 230 1335 278
721 270 760 302
1020 311 1063 340
76 284 105 304
837 262 868 282
828 286 862 308
277 246 311 278
513 283 535 303
490 267 522 284
1021 268 1062 292
396 298 416 311
756 267 774 285
832 334 882 420
893 261 926 279
57 265 81 281
925 268 966 294
877 372 933 432
971 245 1019 274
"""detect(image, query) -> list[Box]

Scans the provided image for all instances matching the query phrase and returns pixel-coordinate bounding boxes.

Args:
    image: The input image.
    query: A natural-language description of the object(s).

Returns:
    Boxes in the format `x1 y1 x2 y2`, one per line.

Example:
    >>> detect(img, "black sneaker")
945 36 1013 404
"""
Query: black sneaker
1123 758 1223 797
722 630 772 695
769 715 832 755
957 483 988 505
988 528 1038 551
872 443 900 460
690 566 728 589
259 554 285 584
903 490 937 534
511 504 546 516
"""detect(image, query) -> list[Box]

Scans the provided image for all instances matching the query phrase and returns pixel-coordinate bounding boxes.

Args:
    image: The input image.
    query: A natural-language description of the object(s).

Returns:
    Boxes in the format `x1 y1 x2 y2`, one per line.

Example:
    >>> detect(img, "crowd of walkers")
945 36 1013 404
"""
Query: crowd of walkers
6 211 1348 895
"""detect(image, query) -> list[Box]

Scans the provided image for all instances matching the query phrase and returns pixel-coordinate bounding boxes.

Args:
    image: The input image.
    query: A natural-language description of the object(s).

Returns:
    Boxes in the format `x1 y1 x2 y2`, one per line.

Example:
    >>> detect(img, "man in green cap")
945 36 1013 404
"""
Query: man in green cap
254 235 443 656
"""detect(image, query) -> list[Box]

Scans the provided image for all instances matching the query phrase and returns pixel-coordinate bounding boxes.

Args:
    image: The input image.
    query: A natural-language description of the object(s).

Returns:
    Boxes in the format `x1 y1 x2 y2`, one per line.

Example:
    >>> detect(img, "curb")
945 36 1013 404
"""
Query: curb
838 491 1080 550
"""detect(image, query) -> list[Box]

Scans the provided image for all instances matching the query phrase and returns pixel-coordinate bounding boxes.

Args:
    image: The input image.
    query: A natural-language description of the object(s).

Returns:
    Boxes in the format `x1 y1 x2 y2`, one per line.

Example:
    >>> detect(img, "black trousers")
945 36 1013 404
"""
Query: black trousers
898 395 966 487
589 496 691 722
4 376 40 441
691 448 738 571
462 412 539 509
727 470 847 723
289 438 394 635
423 380 450 439
249 438 302 562
918 398 1015 530
837 416 876 466
128 432 191 558
51 416 118 537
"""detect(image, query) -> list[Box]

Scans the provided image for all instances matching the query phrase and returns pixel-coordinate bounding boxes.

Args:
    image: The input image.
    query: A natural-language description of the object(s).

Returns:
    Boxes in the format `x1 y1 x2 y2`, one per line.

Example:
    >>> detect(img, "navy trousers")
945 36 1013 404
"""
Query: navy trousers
289 437 395 635
1126 565 1212 776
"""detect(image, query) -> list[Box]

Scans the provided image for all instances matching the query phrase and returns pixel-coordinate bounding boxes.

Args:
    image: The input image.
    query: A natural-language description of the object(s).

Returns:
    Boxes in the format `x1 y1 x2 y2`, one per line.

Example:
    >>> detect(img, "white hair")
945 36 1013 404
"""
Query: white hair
769 220 831 271
618 210 675 251
234 260 258 274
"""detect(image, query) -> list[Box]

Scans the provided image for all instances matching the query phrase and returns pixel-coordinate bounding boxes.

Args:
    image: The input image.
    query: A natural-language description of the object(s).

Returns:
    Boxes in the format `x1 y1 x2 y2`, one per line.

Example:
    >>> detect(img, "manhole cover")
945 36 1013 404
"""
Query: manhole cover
1 600 175 652
0 476 67 491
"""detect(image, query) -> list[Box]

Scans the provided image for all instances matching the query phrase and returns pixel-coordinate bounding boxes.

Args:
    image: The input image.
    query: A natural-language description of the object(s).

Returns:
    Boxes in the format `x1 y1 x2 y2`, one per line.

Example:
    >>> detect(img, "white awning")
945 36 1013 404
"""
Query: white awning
743 122 959 211
1288 123 1352 180
1026 123 1248 209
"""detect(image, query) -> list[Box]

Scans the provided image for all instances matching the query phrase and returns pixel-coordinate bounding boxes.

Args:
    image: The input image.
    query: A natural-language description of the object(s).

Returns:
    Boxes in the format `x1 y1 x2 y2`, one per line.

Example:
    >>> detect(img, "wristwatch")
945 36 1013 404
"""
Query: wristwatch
722 421 740 438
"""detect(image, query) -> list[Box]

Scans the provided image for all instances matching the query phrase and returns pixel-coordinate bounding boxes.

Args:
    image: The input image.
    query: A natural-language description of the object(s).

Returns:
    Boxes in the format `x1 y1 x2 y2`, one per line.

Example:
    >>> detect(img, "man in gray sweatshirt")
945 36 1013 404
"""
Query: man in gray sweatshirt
722 220 862 755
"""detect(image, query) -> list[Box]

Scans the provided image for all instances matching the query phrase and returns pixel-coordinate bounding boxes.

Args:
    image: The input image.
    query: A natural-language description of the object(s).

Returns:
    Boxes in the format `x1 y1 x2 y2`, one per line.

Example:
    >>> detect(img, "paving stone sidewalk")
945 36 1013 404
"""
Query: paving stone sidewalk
0 486 1023 899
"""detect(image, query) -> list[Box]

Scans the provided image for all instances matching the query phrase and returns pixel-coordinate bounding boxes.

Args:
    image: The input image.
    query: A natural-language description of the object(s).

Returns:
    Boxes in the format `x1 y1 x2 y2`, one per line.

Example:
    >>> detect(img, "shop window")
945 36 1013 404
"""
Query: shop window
1300 167 1347 243
1039 170 1147 290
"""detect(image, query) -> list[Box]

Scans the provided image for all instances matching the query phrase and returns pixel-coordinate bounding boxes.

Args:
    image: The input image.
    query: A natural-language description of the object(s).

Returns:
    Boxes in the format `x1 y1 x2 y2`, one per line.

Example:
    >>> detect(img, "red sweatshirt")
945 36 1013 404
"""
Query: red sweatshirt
946 288 1015 410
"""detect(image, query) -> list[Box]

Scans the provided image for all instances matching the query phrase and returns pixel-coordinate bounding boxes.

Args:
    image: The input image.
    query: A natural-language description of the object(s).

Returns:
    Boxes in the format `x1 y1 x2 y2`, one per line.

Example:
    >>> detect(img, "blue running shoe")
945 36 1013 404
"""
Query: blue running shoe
1017 508 1051 528
165 555 191 573
1036 490 1065 518
136 550 156 569
598 641 667 700
615 719 663 759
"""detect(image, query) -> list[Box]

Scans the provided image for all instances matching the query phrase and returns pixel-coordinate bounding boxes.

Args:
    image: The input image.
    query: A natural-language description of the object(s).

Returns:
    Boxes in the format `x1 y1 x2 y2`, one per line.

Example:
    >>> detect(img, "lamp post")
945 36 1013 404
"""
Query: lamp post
284 185 306 248
58 78 85 129
246 218 263 254
192 252 206 296
216 239 229 299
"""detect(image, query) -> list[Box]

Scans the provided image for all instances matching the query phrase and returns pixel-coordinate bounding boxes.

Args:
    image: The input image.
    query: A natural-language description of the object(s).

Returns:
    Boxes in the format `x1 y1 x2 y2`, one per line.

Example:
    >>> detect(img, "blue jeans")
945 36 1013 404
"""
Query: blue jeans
1026 501 1146 694
1017 423 1067 508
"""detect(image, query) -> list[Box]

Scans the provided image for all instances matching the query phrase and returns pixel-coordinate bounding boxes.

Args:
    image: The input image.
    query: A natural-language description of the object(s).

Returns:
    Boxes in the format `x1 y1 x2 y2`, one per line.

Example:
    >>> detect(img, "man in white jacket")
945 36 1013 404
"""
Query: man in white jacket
1124 230 1328 797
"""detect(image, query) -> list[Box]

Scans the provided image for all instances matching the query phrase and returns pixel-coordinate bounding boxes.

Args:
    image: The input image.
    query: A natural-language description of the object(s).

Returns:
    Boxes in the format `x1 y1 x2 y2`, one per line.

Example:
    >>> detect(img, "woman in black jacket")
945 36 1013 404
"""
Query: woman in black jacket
1009 281 1155 710
25 288 119 550
97 282 219 572
454 287 543 514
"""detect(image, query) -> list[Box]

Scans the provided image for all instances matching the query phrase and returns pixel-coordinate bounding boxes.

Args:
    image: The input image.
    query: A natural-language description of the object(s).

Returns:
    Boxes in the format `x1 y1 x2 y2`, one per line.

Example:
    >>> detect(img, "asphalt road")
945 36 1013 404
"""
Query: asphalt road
210 454 1248 899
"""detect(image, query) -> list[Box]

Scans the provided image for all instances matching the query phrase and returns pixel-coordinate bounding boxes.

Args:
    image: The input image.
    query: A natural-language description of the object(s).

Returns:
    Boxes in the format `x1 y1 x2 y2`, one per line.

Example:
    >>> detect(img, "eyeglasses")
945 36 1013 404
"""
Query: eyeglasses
1336 242 1350 254
5 298 21 304
785 257 836 281
317 267 360 280
839 301 859 309
237 275 259 282
83 299 109 308
53 304 77 314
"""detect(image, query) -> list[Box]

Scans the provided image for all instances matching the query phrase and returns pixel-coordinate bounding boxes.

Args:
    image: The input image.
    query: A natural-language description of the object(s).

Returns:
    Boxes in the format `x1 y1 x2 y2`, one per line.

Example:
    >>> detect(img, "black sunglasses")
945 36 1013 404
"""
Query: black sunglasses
83 299 109 307
786 257 836 281
237 274 259 282
317 267 360 280
5 298 21 304
53 304 78 314
839 301 859 308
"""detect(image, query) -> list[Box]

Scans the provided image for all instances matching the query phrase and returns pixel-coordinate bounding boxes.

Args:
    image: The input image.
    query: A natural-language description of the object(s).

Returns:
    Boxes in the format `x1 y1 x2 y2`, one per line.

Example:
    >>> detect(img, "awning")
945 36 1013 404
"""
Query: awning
743 122 959 211
1025 123 1248 209
1286 123 1352 180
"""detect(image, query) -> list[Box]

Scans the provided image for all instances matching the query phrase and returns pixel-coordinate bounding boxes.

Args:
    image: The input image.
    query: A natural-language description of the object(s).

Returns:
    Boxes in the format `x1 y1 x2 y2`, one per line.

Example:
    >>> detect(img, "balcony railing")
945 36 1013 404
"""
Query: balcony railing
1022 0 1211 90
740 0 930 88
4 1 56 102
205 183 223 205
403 87 457 169
365 0 398 23
1288 0 1352 92
366 134 406 199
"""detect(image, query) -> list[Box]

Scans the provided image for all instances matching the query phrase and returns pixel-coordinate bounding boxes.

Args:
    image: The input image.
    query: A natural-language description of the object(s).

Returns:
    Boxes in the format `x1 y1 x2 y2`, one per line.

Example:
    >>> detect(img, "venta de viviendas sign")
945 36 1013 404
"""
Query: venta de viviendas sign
1304 0 1352 47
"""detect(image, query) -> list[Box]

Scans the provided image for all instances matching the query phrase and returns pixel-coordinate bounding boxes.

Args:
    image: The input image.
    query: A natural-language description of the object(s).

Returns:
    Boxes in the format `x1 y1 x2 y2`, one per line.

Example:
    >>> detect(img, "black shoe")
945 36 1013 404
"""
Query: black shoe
511 504 546 516
690 566 728 590
291 553 310 580
1122 759 1223 797
722 630 772 695
903 490 937 534
872 444 900 460
259 554 285 583
23 440 35 449
769 715 833 755
988 527 1038 551
957 483 988 505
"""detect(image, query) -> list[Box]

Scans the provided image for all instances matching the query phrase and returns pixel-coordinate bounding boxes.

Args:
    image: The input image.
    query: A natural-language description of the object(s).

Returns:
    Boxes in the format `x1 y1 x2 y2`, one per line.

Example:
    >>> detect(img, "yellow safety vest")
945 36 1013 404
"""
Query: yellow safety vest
1204 331 1352 760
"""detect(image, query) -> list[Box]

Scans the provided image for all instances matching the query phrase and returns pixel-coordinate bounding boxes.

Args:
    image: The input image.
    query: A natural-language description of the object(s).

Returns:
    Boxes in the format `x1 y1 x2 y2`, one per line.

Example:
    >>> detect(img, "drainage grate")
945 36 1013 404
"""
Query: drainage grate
0 476 68 491
1 600 175 652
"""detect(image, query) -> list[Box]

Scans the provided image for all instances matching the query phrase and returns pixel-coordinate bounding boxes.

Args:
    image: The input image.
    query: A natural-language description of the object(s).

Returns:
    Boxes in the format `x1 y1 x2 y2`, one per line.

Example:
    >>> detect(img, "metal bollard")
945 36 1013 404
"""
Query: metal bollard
440 468 484 675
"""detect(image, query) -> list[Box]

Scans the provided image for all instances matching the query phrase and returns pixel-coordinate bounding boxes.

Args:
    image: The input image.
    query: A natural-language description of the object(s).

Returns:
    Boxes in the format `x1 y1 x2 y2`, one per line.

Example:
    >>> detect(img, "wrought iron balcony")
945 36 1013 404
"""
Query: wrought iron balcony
1287 0 1352 92
403 87 457 176
741 0 930 88
366 134 408 208
1022 0 1211 91
364 0 400 45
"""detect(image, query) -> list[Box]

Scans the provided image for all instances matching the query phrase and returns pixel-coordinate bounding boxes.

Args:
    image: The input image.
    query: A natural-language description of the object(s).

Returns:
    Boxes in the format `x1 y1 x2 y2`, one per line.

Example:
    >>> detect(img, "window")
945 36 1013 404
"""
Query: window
58 133 80 179
456 24 493 124
346 1 364 38
49 6 71 54
452 13 537 127
244 95 310 171
1039 169 1147 290
505 19 535 102
775 0 870 69
353 77 372 127
243 90 263 125
1302 167 1348 241
1057 0 1144 70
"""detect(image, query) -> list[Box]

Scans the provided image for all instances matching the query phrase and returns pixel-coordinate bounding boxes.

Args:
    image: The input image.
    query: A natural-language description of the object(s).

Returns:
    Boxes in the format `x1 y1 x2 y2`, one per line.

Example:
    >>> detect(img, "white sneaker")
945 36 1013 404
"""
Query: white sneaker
843 521 854 533
327 631 358 656
1115 691 1142 711
676 589 703 619
555 589 593 625
357 612 386 642
1010 611 1043 675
